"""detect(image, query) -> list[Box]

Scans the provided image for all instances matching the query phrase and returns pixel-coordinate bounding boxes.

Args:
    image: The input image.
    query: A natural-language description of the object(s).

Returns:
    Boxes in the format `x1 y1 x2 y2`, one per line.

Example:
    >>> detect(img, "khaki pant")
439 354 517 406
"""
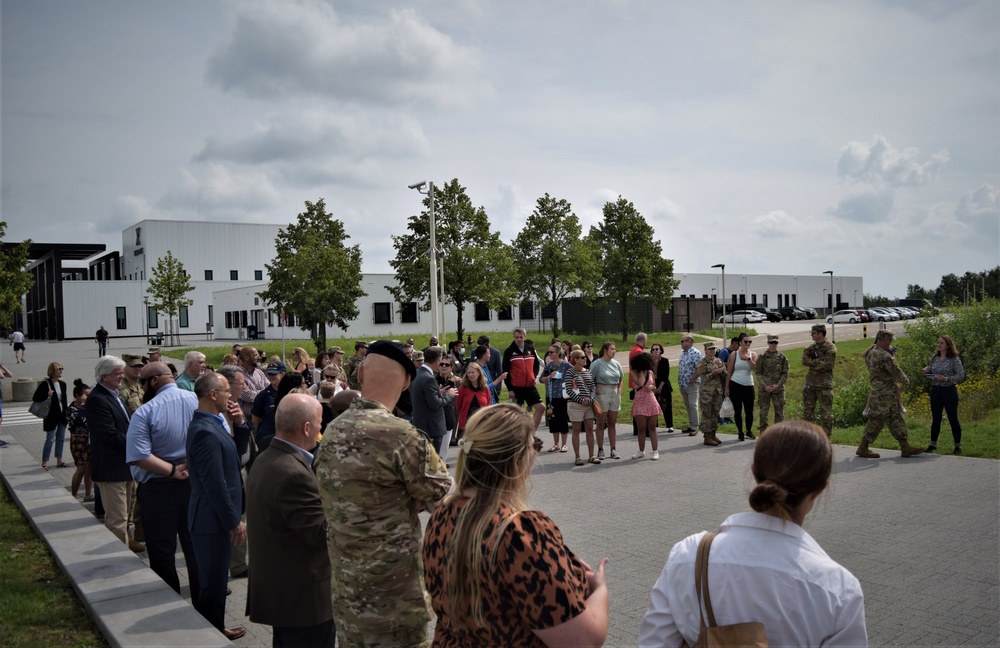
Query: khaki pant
95 481 133 546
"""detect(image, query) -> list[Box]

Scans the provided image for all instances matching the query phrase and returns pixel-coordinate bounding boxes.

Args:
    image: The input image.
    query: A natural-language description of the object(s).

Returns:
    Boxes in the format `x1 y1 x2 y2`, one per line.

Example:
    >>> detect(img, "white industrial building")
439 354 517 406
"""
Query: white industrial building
24 219 863 342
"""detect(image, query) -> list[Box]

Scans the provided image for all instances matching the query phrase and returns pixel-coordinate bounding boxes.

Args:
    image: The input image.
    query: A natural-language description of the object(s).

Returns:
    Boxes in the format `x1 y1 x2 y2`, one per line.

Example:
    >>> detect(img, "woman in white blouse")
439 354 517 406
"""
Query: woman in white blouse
639 420 867 647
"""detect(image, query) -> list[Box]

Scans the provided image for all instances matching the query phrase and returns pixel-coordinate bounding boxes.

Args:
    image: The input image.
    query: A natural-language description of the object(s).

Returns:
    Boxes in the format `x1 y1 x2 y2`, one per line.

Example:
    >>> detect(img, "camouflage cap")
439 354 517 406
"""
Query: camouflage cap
875 329 894 342
703 342 716 350
367 340 417 379
122 353 144 367
148 347 161 354
327 345 343 355
767 335 779 343
412 350 424 362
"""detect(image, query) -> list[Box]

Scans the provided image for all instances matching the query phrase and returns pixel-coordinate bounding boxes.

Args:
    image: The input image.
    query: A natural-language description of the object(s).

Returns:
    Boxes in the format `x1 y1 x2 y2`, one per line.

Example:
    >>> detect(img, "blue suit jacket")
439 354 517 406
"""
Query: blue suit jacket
186 410 251 535
409 367 451 439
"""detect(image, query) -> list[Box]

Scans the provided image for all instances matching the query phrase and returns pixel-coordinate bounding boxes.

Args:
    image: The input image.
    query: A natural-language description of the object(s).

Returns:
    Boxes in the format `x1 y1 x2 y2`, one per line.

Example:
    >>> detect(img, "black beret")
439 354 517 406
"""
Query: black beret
366 340 416 379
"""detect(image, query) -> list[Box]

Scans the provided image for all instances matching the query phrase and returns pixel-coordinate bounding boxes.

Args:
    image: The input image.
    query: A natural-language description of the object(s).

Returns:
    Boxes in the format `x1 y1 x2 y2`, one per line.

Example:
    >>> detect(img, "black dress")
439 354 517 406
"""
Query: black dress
654 358 675 429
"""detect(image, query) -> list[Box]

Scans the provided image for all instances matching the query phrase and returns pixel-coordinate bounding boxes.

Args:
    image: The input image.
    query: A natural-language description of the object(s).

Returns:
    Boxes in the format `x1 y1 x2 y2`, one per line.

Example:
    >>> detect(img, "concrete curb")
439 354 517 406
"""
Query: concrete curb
0 442 230 648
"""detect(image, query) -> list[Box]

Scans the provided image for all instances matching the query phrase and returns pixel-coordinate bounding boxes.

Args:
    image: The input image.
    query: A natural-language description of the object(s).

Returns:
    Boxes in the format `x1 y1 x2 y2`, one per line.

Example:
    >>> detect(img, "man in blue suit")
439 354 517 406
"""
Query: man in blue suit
409 346 456 454
186 372 252 641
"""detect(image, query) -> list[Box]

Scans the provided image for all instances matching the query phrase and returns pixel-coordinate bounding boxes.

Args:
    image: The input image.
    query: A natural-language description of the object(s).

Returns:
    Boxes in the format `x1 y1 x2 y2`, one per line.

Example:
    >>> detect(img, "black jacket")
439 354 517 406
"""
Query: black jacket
32 378 68 431
84 383 133 482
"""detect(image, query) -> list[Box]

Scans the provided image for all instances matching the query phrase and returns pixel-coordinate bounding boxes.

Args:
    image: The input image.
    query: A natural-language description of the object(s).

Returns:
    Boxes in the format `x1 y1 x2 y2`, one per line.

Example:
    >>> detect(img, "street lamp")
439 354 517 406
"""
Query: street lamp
409 181 439 341
143 297 149 345
823 270 835 343
712 264 726 342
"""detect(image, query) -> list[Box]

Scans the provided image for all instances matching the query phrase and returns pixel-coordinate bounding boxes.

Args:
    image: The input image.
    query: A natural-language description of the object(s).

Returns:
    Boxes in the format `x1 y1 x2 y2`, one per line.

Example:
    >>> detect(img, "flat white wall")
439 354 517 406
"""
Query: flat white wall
673 273 864 310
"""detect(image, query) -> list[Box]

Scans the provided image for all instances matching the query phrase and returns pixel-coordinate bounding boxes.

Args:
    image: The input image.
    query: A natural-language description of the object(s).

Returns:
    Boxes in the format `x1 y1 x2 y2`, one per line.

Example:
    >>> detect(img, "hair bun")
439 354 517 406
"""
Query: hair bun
74 378 86 388
749 480 789 513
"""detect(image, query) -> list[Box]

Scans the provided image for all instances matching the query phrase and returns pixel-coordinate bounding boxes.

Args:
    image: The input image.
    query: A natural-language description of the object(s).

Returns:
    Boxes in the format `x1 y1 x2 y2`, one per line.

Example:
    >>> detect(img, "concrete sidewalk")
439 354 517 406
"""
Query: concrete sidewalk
2 330 997 646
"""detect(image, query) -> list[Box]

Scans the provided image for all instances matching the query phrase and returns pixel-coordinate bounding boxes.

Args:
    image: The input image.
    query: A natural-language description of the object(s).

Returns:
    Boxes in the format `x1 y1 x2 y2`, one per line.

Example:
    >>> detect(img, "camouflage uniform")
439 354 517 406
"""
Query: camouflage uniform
343 353 364 391
314 398 452 648
862 345 911 446
696 356 727 438
754 349 788 432
802 340 837 435
119 380 143 415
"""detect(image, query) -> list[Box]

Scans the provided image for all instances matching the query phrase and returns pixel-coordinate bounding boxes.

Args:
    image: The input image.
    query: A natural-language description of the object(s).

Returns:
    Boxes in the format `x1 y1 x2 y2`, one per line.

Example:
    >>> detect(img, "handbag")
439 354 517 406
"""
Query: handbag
30 381 52 419
684 532 768 648
719 397 735 419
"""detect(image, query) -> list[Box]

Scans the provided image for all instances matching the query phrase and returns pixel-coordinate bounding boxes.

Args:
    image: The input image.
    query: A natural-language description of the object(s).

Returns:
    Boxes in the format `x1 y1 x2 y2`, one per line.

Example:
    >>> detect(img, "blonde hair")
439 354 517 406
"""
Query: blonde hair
220 353 238 366
461 362 487 390
445 404 535 627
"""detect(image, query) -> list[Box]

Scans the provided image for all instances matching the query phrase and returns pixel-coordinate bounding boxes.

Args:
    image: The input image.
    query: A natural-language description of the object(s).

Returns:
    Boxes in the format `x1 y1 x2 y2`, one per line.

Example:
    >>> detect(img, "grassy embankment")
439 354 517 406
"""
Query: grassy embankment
0 483 106 647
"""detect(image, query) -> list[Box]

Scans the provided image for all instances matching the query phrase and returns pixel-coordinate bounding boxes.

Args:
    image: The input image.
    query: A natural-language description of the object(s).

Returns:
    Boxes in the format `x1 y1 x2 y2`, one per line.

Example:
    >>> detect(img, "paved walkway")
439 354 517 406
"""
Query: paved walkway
2 330 998 646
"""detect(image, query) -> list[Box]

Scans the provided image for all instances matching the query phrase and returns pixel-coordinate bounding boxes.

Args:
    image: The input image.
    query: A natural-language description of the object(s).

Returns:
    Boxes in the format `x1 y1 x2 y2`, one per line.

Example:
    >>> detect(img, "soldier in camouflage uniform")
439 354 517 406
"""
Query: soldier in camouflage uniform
755 335 789 433
691 343 727 446
856 330 924 459
314 341 452 648
342 340 368 391
802 324 837 436
119 353 146 543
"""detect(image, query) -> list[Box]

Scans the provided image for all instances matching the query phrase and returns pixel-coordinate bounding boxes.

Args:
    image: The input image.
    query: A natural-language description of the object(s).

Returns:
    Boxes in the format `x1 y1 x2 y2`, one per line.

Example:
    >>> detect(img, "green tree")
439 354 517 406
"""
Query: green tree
389 178 515 342
906 283 933 302
259 199 365 354
588 197 679 341
146 251 194 347
511 194 599 338
0 221 35 322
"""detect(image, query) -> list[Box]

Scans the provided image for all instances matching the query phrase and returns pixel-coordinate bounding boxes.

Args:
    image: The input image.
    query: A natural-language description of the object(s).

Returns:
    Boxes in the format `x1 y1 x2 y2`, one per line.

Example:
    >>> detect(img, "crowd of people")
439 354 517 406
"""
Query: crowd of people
9 321 968 647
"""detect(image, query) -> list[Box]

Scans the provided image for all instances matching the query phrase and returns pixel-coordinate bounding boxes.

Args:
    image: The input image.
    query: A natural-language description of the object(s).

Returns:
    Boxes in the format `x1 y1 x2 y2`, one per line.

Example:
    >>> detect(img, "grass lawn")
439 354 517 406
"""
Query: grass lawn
0 483 106 647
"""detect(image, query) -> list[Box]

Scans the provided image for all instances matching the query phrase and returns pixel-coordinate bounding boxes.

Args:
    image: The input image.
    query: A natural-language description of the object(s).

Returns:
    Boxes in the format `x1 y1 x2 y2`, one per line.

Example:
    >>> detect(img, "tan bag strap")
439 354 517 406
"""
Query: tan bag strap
694 532 718 629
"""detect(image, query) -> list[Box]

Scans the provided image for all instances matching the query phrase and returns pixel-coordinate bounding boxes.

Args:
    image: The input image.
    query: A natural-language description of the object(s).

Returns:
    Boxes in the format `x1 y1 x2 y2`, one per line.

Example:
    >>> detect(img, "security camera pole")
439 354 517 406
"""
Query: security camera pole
712 263 726 343
409 181 439 341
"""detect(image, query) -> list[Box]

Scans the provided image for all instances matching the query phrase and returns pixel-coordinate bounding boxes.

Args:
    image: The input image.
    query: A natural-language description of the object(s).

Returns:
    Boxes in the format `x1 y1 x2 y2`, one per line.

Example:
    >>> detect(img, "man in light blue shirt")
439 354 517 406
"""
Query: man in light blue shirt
677 336 703 434
126 362 200 602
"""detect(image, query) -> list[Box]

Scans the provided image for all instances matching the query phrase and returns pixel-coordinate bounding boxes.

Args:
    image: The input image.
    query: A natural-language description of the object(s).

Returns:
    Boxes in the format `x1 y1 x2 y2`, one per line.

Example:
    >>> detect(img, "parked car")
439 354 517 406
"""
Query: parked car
888 306 915 319
868 307 899 322
747 307 783 322
777 307 808 320
801 307 818 319
827 309 863 324
719 310 767 324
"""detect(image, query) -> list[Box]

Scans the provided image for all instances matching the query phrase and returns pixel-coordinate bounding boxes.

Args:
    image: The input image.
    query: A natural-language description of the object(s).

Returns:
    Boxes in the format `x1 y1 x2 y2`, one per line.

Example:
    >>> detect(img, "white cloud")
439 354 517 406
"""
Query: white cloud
206 1 492 107
751 210 798 238
954 183 1000 252
836 135 949 187
159 163 282 214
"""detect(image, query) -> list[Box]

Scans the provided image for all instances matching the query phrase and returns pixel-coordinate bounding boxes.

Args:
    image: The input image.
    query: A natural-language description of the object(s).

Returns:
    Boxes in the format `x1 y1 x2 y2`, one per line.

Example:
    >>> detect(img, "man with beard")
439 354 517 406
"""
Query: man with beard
125 362 200 603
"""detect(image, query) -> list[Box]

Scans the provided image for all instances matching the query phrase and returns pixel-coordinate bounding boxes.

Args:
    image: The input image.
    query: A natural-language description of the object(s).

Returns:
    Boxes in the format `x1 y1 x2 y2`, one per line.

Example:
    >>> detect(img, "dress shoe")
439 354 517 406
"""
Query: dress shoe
222 627 246 641
128 540 146 553
229 569 249 579
226 587 232 596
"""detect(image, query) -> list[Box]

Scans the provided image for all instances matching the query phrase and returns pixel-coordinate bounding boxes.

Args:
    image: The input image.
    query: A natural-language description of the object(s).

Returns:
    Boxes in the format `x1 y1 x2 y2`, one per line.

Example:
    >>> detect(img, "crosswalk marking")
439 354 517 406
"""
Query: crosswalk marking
0 409 42 427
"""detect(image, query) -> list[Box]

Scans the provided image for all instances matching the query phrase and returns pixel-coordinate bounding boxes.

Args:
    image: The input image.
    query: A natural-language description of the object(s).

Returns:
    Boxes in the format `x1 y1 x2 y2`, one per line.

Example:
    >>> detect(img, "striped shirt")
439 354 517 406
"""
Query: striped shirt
564 368 595 405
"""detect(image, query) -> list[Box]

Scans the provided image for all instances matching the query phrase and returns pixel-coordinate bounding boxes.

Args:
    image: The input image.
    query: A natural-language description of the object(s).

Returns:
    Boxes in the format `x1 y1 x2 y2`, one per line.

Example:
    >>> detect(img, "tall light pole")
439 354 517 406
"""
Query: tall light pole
823 270 835 343
409 181 439 340
712 263 726 342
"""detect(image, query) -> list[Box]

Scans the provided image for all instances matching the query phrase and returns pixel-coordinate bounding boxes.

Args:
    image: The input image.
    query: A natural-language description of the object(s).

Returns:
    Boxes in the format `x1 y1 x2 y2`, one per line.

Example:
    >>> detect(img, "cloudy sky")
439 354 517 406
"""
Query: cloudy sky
3 0 998 297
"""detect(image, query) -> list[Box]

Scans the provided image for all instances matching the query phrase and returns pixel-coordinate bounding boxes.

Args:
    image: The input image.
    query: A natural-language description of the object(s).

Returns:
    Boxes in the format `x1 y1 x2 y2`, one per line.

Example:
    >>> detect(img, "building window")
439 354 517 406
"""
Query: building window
267 309 274 327
519 302 535 320
474 302 491 321
254 297 259 306
116 307 127 330
255 270 263 281
791 294 796 307
541 303 557 319
208 305 214 327
205 270 213 281
497 306 513 321
763 294 768 307
373 302 392 324
230 270 239 281
751 294 757 306
702 294 709 299
240 311 248 328
400 301 418 323
147 306 159 329
225 311 233 329
179 306 189 328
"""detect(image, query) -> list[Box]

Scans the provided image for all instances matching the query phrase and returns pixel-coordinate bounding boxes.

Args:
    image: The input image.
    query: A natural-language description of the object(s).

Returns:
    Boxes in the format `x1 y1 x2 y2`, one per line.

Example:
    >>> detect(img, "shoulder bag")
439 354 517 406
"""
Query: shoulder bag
29 380 52 419
684 532 768 648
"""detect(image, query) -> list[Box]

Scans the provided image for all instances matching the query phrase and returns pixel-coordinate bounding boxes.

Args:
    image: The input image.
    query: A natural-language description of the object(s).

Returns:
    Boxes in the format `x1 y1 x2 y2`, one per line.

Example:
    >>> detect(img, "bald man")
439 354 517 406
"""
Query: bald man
314 341 452 648
247 394 334 647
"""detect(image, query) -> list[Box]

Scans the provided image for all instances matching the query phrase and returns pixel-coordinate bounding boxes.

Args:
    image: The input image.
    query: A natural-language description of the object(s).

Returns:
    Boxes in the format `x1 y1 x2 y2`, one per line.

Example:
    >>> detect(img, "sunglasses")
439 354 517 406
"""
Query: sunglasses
139 373 171 386
742 341 753 345
324 375 338 380
440 363 451 367
768 341 778 344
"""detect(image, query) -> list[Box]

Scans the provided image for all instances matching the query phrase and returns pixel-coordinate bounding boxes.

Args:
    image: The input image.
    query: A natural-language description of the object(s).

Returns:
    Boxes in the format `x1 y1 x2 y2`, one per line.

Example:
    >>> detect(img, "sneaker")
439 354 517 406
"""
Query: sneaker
82 494 95 502
632 451 645 460
609 448 620 459
953 446 962 455
0 439 9 448
862 407 870 417
651 451 660 460
597 448 605 460
745 431 755 440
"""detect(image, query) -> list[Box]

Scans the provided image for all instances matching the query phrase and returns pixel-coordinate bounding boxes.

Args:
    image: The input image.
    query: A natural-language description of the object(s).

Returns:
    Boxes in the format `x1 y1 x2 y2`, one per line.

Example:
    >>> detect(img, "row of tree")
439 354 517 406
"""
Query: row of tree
906 267 1000 306
387 179 678 344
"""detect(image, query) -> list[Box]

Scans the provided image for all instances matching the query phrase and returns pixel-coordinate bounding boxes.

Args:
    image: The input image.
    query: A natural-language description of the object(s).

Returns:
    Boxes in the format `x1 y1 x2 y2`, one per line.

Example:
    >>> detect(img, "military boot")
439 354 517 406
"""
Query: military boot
704 433 721 446
900 440 925 458
855 440 880 458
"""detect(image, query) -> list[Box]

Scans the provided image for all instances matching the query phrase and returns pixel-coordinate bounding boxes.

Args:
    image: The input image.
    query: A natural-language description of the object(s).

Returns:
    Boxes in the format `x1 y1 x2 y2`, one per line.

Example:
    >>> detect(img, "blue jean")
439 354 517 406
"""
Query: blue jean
42 423 66 462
